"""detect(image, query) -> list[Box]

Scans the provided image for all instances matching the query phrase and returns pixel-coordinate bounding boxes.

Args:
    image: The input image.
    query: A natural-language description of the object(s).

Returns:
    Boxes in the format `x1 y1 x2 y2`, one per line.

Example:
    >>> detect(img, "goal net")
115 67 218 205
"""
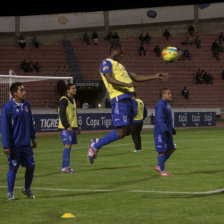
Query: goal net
0 70 73 108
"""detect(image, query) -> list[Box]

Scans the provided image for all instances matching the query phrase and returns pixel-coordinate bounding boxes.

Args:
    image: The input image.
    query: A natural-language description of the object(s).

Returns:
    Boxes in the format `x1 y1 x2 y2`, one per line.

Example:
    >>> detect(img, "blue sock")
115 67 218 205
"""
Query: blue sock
62 148 71 168
7 169 17 193
94 130 119 150
157 153 172 166
25 169 34 190
165 153 171 162
158 154 166 172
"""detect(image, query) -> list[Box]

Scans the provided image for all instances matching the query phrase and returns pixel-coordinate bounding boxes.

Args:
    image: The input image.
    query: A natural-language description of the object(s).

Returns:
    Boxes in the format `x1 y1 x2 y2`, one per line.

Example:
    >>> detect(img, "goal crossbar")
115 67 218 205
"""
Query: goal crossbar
0 71 73 102
0 74 73 83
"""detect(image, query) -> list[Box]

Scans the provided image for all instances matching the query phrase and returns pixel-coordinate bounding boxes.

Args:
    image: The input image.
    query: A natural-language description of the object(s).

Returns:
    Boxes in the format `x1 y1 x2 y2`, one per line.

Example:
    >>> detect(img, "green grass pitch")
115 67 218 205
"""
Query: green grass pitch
0 127 224 224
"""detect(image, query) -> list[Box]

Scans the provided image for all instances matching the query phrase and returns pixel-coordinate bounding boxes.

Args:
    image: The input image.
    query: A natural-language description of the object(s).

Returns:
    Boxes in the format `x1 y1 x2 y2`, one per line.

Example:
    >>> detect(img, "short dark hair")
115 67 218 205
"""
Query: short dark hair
10 82 23 97
132 92 137 97
66 83 75 91
160 88 169 97
109 43 123 54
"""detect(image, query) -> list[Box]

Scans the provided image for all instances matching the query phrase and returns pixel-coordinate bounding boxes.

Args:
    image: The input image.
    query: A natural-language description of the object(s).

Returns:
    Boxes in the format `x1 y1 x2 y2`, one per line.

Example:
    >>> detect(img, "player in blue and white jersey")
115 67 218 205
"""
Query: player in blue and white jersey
87 44 168 164
153 88 177 176
1 82 36 199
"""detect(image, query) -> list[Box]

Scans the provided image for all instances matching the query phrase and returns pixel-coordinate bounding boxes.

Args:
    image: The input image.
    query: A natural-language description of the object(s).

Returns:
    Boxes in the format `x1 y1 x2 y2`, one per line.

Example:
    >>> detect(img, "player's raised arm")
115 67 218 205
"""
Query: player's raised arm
129 72 169 82
104 73 134 88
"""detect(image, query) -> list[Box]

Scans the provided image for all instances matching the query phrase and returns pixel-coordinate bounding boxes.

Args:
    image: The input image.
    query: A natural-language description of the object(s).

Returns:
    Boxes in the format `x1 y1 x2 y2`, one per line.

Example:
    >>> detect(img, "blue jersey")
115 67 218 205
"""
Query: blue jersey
154 99 173 134
1 98 36 149
154 99 174 152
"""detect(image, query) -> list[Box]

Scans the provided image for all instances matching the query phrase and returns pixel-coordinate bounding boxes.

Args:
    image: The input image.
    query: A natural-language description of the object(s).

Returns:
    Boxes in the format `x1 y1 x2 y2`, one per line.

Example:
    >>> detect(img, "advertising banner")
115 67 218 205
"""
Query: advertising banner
174 112 216 127
32 113 114 132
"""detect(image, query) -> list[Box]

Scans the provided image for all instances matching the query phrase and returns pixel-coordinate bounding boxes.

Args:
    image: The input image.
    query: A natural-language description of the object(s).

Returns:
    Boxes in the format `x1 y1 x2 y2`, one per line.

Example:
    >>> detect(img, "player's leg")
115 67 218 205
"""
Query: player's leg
23 167 35 198
87 126 129 164
157 152 166 173
7 149 21 200
7 168 18 200
165 150 174 162
160 136 175 176
61 144 75 173
161 137 176 174
22 146 36 198
131 123 138 151
88 99 133 164
136 123 143 150
61 129 77 173
164 136 176 162
130 123 143 152
154 132 172 176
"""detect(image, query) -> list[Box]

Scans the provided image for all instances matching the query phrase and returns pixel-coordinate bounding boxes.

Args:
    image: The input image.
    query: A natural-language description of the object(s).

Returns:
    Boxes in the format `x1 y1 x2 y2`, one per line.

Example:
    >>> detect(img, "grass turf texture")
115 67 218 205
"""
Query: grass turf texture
0 127 224 224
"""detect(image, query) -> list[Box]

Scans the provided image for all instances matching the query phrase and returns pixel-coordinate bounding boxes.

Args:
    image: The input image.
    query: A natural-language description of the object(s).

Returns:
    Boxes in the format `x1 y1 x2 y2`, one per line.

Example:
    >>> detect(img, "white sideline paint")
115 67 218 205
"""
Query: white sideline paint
0 185 223 195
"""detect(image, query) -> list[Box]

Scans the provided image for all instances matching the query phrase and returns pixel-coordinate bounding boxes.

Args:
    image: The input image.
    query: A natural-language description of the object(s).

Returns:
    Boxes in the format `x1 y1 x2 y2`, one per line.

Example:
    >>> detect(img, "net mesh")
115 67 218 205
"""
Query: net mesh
0 83 9 107
0 70 73 108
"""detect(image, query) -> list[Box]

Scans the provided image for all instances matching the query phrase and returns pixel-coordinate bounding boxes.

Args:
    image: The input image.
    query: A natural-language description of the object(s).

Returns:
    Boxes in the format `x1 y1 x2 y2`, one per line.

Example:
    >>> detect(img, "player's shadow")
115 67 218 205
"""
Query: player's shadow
4 172 60 182
179 169 224 175
37 191 113 199
87 165 140 171
101 151 130 157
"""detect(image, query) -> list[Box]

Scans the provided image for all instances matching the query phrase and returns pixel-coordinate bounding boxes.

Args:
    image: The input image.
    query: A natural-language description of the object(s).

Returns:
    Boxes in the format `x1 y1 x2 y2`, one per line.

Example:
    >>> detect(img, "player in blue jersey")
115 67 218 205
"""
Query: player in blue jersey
130 92 148 152
153 88 176 176
87 44 168 164
1 82 36 199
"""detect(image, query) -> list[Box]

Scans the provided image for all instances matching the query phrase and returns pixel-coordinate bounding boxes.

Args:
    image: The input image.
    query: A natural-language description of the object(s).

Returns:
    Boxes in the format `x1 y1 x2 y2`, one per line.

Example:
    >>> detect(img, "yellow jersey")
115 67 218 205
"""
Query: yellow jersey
100 58 134 100
133 99 145 121
58 96 78 129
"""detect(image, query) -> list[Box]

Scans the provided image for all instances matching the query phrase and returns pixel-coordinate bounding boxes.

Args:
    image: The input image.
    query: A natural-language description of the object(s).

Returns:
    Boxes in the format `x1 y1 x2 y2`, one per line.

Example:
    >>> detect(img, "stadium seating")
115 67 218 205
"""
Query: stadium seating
1 33 224 109
0 43 72 108
71 33 224 108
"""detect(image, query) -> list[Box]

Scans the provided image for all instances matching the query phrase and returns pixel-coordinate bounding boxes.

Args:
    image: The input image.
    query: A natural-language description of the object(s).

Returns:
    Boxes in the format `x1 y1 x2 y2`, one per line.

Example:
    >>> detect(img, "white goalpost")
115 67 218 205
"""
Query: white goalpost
0 70 73 108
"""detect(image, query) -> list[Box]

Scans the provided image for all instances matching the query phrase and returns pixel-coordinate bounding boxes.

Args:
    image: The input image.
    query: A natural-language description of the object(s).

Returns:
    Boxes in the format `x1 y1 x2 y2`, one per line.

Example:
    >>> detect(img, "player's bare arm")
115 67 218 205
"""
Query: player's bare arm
129 73 169 82
105 73 134 88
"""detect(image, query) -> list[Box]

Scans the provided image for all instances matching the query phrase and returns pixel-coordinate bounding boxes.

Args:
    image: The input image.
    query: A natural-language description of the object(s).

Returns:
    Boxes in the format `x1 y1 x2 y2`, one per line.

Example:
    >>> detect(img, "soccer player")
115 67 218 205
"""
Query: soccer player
1 82 36 200
130 92 147 152
87 44 168 164
58 83 81 173
153 88 176 176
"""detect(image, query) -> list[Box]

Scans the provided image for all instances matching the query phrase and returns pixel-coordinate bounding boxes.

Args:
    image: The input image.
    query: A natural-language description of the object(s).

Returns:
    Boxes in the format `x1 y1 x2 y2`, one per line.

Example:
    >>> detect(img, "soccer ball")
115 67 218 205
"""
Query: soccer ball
161 46 178 62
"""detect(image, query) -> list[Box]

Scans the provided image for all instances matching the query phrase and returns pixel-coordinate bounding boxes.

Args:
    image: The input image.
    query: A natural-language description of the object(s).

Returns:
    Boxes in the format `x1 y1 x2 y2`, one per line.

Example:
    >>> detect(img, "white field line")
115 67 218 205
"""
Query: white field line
0 185 223 195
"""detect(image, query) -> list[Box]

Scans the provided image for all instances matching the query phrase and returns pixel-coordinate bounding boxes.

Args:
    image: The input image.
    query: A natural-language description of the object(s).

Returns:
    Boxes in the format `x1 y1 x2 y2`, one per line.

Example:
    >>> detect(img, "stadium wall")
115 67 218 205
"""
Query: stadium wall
0 3 224 33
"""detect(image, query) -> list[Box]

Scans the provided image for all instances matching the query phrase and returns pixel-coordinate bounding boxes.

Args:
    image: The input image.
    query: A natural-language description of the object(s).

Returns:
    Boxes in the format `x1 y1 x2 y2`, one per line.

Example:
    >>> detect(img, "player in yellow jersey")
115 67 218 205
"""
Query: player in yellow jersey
58 83 81 173
130 92 147 153
88 44 168 164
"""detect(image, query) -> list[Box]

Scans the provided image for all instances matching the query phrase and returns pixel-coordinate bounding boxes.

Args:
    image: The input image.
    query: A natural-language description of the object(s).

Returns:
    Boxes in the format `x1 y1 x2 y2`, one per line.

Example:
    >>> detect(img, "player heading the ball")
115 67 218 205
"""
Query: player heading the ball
87 43 169 164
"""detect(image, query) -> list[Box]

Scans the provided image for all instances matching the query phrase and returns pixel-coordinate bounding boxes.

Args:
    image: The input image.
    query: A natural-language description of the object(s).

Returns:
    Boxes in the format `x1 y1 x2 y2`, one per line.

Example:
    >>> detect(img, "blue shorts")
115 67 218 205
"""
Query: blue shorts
111 99 133 127
8 145 35 170
154 132 175 153
61 128 77 145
